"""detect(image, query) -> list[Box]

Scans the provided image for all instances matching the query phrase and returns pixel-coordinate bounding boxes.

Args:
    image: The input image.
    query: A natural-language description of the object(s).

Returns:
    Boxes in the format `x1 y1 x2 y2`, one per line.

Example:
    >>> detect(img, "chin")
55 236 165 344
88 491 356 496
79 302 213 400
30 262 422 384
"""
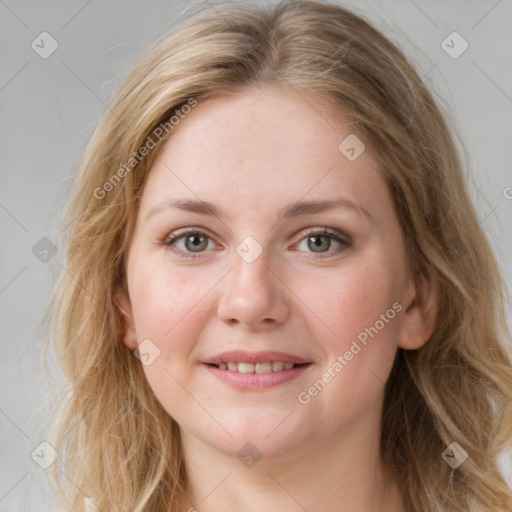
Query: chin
203 421 308 463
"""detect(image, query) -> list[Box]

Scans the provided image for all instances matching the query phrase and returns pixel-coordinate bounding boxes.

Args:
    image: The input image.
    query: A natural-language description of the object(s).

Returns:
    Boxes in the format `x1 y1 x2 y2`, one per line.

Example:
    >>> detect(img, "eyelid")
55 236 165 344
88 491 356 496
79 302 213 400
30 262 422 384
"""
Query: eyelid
162 226 215 245
299 227 352 245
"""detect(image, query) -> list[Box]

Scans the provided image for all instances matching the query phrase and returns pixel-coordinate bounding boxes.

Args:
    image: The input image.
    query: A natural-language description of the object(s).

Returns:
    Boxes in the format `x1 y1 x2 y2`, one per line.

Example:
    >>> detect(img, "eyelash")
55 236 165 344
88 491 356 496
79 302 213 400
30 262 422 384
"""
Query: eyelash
162 227 352 260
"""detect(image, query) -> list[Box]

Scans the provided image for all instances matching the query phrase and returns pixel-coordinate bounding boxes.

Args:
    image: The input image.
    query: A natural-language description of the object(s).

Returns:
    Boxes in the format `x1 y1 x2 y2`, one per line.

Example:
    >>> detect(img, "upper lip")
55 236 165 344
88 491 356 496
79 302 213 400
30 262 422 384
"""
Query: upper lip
203 350 311 365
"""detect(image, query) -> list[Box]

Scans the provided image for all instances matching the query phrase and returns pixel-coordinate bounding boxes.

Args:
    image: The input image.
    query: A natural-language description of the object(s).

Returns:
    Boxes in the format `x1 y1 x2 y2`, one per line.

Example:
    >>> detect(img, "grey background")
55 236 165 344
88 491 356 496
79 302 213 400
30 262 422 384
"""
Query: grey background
1 0 511 509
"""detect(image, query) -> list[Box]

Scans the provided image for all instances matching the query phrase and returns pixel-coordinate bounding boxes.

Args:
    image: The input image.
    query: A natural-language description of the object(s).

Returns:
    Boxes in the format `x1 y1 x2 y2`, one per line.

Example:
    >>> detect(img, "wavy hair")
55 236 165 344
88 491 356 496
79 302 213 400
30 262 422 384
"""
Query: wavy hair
39 1 512 510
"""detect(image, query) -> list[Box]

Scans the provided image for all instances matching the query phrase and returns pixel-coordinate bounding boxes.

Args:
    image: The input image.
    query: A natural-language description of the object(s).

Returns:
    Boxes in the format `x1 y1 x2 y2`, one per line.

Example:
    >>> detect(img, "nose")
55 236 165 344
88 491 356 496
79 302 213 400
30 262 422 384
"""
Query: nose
217 247 290 330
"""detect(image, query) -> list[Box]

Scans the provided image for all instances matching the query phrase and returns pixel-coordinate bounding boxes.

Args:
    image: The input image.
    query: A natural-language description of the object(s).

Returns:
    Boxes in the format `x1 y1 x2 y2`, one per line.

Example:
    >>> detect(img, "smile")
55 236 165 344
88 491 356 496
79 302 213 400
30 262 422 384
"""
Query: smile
211 361 299 373
204 361 312 390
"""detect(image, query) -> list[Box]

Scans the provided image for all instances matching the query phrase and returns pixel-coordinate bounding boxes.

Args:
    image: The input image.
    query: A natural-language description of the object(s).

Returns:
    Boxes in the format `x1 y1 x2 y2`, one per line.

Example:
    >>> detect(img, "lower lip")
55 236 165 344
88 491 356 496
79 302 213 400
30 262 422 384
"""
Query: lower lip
204 363 312 390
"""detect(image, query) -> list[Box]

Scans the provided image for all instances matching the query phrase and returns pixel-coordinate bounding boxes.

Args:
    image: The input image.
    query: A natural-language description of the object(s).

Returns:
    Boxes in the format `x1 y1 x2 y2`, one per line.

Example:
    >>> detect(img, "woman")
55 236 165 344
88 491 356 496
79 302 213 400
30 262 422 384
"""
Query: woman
41 1 512 510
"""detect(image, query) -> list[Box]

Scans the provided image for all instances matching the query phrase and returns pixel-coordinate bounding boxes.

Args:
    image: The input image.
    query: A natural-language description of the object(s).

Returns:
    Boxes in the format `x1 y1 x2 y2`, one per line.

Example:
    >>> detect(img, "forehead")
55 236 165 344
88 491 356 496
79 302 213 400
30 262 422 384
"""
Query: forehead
139 84 387 220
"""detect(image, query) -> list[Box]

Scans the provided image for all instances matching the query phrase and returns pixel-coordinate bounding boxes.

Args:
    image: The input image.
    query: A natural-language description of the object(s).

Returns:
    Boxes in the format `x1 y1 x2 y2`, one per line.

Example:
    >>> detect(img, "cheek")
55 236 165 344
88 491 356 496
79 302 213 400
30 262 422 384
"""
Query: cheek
130 262 214 421
128 259 215 398
309 257 401 342
304 253 402 400
131 257 212 339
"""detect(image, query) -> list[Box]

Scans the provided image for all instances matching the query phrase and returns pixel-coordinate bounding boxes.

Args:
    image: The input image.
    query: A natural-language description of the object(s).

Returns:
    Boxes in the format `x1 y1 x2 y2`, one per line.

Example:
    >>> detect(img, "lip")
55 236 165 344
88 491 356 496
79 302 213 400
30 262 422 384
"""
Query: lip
203 350 311 365
204 362 312 391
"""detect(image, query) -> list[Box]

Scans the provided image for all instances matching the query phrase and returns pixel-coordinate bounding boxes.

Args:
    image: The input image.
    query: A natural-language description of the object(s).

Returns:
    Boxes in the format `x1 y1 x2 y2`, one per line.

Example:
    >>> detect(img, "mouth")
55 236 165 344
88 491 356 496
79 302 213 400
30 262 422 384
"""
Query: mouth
206 361 308 373
202 351 313 390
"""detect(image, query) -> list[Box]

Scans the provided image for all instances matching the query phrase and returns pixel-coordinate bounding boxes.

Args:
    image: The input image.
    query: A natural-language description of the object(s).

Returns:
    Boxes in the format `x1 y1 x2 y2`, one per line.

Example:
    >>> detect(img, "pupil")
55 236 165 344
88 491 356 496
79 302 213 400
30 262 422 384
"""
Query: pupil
186 234 207 252
308 235 330 252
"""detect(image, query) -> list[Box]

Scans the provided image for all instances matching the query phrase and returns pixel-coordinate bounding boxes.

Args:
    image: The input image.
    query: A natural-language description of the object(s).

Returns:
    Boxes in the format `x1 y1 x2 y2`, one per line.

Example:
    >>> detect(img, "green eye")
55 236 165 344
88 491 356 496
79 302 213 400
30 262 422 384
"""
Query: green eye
182 233 209 252
296 228 350 259
163 230 214 258
307 234 334 252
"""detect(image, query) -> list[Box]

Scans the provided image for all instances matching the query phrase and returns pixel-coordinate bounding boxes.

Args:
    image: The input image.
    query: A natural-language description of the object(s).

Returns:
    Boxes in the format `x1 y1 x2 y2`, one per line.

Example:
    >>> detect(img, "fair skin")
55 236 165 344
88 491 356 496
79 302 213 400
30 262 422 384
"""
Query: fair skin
116 83 437 512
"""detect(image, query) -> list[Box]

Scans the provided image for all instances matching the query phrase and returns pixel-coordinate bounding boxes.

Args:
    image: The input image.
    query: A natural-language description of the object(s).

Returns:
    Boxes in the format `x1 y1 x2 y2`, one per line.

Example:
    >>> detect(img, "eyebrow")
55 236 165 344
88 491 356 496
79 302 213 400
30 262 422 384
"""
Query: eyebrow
145 197 373 224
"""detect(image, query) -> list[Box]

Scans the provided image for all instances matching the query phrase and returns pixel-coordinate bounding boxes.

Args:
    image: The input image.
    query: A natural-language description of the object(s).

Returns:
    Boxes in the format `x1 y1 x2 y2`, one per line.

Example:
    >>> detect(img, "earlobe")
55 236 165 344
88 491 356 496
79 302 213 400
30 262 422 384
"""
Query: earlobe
114 287 138 350
397 267 438 350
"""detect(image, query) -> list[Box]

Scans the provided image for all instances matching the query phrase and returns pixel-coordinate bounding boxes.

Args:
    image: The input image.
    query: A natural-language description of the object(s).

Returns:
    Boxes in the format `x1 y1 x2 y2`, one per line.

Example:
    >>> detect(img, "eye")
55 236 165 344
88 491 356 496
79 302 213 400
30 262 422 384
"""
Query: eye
163 229 216 259
295 228 351 259
162 227 351 260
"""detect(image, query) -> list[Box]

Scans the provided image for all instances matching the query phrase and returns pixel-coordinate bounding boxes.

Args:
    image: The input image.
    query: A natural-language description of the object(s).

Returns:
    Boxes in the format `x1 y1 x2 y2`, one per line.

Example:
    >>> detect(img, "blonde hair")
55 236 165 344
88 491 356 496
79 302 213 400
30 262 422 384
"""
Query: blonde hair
39 1 512 510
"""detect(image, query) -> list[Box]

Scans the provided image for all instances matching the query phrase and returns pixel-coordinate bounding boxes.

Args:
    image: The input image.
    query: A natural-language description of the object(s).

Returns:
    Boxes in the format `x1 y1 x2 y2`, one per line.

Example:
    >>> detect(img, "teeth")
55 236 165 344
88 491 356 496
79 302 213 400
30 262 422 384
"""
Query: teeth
255 362 272 374
272 361 284 371
215 361 298 373
238 362 255 373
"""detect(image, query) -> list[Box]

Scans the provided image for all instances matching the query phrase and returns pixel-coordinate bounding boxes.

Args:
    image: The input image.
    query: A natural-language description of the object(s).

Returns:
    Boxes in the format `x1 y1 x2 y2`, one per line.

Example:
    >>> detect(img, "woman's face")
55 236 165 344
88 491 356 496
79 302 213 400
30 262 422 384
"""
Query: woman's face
118 84 433 461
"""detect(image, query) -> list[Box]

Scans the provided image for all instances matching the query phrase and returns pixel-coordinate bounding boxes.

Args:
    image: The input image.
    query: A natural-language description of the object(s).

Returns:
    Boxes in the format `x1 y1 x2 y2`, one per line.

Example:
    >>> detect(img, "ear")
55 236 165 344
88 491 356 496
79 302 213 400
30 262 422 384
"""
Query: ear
397 266 438 350
114 286 138 350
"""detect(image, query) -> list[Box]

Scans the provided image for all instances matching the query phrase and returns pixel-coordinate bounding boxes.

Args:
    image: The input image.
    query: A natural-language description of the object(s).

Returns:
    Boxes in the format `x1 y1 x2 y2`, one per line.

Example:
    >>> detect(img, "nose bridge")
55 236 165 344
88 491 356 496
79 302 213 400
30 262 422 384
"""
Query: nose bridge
217 237 289 328
233 244 271 290
230 232 272 283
